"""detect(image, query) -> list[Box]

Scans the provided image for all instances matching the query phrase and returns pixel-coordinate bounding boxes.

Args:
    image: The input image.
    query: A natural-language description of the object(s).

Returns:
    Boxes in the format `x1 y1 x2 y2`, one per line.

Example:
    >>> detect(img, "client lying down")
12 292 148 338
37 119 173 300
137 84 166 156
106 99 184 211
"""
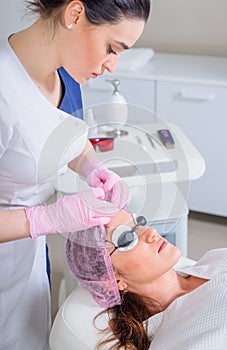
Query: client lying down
66 210 227 350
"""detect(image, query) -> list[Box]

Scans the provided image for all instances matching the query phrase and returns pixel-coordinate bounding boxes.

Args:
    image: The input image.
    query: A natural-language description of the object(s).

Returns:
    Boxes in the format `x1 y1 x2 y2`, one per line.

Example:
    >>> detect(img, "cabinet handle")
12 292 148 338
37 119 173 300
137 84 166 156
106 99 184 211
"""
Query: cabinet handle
178 90 215 101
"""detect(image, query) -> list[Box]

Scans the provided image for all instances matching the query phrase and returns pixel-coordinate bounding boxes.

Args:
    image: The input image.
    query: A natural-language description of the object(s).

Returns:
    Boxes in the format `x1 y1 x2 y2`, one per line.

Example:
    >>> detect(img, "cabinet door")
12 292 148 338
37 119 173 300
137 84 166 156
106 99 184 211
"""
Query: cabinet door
156 81 227 217
82 76 155 124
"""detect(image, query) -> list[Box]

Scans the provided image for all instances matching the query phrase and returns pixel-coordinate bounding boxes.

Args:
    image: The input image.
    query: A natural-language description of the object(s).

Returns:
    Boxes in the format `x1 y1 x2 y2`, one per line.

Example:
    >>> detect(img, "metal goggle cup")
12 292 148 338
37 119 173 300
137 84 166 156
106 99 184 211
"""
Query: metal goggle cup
106 215 147 255
89 137 114 152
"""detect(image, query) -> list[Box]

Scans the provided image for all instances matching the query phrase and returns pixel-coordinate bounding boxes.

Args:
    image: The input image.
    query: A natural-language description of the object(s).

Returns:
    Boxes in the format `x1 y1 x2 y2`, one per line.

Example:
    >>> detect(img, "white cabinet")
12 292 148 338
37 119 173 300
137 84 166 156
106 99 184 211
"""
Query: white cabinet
82 53 227 217
156 81 227 216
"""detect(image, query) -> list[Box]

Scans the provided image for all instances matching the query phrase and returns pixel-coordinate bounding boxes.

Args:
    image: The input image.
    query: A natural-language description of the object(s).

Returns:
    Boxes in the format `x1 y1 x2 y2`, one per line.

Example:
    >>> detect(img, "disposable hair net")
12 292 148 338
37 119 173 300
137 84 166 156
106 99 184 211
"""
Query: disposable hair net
65 226 121 308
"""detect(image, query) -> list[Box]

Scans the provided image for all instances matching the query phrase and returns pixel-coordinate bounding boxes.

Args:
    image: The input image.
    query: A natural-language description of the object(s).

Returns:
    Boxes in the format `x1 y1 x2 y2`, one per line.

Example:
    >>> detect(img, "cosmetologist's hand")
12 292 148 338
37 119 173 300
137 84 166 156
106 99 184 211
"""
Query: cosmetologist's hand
82 159 131 207
25 188 122 239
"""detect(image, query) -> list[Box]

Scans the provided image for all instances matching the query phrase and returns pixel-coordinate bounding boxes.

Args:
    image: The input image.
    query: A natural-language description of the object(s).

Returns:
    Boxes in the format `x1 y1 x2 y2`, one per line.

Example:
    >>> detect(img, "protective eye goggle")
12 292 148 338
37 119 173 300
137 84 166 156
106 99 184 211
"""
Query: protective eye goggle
106 215 147 256
89 137 114 152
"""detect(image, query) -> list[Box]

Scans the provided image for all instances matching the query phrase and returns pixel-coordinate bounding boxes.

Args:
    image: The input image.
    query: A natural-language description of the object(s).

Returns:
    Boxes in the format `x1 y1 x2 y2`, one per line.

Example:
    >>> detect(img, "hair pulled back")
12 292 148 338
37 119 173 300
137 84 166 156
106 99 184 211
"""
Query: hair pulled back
94 290 161 350
26 0 150 24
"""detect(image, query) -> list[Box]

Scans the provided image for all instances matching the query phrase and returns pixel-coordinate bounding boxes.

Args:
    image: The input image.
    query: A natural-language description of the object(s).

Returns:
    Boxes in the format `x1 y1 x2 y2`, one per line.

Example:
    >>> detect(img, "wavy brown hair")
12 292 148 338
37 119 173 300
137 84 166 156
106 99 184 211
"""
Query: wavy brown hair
94 290 163 350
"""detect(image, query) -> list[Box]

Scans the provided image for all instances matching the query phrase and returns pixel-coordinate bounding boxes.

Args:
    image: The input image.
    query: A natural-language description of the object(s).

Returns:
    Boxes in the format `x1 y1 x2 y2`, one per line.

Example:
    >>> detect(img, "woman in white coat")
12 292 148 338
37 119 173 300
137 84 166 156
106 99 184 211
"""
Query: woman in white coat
0 1 151 349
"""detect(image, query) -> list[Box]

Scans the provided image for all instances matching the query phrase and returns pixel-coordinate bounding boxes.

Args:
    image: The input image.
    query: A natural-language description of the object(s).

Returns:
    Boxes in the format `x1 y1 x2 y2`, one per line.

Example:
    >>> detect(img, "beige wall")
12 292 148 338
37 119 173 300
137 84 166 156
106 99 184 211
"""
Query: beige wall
136 0 227 57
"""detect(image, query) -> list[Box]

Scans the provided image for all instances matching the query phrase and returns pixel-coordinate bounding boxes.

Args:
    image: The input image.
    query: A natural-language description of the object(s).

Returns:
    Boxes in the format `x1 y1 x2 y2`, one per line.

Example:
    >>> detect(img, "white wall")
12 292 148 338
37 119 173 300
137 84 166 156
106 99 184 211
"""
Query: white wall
136 0 227 57
0 0 35 39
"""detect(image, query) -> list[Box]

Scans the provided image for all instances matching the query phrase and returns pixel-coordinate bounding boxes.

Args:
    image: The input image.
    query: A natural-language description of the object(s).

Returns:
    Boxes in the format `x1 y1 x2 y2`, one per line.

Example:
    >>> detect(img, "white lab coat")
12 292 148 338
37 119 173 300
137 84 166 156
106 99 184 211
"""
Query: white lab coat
0 38 87 350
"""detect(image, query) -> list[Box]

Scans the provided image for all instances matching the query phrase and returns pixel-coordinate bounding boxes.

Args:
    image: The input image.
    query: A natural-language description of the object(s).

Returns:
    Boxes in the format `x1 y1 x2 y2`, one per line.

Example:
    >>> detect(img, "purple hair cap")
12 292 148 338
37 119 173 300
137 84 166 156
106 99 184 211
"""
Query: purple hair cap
65 226 121 308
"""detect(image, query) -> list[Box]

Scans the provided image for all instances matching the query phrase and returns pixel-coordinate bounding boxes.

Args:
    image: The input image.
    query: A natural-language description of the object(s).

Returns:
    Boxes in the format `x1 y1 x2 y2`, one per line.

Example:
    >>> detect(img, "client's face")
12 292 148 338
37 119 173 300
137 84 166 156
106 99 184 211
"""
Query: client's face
105 210 181 289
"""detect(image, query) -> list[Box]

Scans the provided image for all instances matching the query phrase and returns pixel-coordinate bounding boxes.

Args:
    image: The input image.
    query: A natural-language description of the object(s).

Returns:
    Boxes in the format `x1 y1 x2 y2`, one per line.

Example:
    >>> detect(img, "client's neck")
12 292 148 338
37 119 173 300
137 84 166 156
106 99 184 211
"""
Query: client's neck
129 270 195 313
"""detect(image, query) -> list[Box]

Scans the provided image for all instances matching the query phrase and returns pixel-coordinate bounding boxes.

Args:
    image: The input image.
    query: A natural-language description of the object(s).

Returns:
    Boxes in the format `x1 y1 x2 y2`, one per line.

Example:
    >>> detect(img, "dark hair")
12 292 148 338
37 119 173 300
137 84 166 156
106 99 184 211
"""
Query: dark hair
94 291 162 350
26 0 150 24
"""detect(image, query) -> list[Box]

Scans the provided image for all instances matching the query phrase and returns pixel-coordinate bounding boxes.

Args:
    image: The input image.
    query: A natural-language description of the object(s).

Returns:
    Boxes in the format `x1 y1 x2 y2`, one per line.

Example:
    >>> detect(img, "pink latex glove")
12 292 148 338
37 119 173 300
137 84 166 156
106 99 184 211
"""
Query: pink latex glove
82 160 130 206
25 188 121 239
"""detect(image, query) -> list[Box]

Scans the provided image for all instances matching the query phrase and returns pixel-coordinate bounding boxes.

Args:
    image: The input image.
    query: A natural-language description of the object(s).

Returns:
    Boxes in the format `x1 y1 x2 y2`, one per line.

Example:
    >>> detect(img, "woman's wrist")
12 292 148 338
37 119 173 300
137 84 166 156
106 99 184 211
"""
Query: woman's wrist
0 209 31 243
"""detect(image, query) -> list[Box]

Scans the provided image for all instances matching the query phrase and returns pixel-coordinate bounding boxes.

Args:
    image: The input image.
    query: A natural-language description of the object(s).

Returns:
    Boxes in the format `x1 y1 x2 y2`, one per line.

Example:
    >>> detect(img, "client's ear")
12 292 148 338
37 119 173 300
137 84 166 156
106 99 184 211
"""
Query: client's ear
116 278 128 292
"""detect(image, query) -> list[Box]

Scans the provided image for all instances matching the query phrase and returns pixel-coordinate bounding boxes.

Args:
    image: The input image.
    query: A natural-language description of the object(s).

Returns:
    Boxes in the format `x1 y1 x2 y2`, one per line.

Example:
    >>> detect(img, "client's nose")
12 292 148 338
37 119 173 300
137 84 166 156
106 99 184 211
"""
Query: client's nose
144 228 158 243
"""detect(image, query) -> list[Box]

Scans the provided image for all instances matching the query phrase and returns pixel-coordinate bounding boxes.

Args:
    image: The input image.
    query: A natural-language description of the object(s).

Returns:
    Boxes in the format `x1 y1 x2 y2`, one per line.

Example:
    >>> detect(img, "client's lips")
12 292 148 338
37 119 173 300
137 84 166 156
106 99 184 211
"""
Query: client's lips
158 239 168 253
91 73 98 78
